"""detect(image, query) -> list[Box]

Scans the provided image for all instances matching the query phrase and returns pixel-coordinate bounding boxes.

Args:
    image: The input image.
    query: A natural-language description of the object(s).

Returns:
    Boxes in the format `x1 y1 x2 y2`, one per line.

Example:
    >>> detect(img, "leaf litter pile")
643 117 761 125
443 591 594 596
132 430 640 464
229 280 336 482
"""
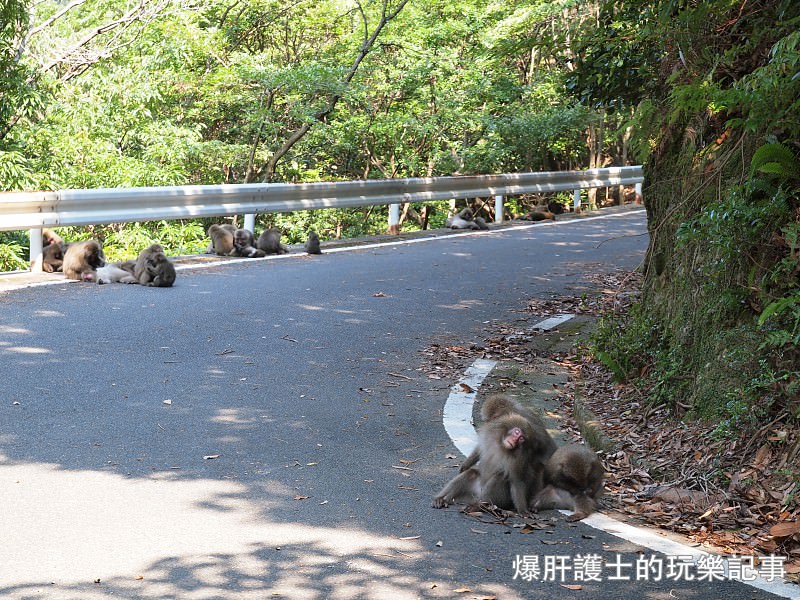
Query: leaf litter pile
435 269 800 582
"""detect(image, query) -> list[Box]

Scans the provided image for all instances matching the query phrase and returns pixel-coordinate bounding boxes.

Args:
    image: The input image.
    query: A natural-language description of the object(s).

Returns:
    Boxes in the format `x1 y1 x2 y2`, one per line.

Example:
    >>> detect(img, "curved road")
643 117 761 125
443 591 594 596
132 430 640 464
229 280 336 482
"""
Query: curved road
0 209 793 599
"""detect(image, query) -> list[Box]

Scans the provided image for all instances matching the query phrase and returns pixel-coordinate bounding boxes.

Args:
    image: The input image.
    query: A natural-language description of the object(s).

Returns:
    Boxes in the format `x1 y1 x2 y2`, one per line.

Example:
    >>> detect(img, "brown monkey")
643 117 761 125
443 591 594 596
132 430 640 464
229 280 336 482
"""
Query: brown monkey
522 210 556 221
231 229 266 258
459 394 556 473
532 444 604 521
62 240 106 282
130 244 176 287
29 229 66 273
207 224 237 255
257 228 289 255
305 231 322 255
433 413 544 515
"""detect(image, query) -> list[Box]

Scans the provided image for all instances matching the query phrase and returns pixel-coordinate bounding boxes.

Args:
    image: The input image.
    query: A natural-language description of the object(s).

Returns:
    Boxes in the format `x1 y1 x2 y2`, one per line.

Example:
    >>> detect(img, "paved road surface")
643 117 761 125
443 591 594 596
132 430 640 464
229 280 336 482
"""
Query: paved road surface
0 210 792 599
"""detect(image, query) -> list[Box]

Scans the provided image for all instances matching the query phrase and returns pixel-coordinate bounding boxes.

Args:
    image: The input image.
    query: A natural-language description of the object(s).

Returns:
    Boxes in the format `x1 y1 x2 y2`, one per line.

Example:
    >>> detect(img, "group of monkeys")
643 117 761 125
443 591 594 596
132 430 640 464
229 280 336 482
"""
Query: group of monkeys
433 393 604 521
445 203 563 230
206 224 321 257
34 229 176 287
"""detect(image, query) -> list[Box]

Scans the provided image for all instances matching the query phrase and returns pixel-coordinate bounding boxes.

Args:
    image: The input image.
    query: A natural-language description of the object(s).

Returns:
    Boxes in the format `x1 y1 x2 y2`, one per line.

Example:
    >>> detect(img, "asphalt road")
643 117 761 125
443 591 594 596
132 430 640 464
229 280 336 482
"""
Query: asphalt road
0 209 791 599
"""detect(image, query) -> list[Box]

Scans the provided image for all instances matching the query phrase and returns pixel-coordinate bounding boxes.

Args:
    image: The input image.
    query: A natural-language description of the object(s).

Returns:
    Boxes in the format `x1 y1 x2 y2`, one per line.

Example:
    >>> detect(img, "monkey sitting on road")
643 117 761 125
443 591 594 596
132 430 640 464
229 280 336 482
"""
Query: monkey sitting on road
257 228 289 255
207 224 237 255
118 244 176 287
433 411 547 515
531 444 604 521
305 231 322 255
458 394 556 474
63 240 106 282
230 228 266 258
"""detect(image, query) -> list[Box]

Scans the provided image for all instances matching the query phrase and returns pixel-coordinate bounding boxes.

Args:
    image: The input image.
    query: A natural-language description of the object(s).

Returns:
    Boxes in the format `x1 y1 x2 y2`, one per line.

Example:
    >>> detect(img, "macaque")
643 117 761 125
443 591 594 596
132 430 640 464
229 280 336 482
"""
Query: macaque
433 413 545 515
96 265 137 284
473 216 489 230
257 228 289 255
459 394 556 473
62 240 106 282
532 444 604 521
521 209 556 221
207 224 237 255
446 208 484 230
129 244 176 287
305 231 322 255
231 228 266 258
30 229 66 273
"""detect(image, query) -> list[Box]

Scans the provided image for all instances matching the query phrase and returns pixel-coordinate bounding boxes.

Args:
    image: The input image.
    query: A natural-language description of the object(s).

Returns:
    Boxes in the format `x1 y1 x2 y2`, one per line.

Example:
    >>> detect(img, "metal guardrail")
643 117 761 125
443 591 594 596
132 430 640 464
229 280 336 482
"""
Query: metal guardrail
0 166 643 263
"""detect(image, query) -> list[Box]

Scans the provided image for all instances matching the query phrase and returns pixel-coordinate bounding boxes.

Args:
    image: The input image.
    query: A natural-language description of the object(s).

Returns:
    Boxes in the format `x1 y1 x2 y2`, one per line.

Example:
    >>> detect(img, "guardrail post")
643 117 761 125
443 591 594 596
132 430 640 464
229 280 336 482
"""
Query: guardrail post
388 202 400 235
573 189 582 213
494 194 504 223
244 213 256 232
29 228 43 272
635 182 643 203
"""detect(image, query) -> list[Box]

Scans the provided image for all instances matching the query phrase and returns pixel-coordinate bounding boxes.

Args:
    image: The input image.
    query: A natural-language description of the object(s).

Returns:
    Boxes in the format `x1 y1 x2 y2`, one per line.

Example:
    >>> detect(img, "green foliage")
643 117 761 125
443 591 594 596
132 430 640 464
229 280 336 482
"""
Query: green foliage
0 232 29 271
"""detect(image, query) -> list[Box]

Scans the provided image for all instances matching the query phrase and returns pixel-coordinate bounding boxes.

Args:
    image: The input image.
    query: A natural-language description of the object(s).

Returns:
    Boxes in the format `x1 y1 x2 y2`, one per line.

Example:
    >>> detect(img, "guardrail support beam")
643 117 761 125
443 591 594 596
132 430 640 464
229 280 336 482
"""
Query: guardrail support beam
494 195 504 223
388 202 400 235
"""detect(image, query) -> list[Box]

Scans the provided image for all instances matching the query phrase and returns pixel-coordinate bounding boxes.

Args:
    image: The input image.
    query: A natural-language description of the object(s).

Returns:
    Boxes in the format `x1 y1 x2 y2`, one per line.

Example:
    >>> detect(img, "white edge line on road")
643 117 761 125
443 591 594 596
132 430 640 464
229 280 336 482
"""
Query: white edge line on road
442 314 799 600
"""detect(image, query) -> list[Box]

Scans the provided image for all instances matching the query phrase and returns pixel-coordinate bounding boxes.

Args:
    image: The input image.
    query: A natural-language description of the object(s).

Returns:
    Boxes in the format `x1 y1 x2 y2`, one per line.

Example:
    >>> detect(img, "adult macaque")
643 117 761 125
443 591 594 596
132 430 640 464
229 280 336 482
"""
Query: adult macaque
257 228 289 255
207 224 237 255
231 228 266 258
433 413 544 515
63 240 106 282
459 394 556 473
532 444 604 521
446 208 485 230
305 231 322 255
126 243 176 287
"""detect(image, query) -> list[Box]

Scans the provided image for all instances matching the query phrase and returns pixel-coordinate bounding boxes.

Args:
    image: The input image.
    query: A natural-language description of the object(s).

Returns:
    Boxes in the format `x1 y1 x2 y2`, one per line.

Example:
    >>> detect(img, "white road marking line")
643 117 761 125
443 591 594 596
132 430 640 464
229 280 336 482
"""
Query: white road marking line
531 314 575 330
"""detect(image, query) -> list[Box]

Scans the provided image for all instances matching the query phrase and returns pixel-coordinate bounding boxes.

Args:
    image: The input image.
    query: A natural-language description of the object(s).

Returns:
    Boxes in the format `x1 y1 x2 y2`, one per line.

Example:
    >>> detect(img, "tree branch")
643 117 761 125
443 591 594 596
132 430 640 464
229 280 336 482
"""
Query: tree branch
261 0 411 181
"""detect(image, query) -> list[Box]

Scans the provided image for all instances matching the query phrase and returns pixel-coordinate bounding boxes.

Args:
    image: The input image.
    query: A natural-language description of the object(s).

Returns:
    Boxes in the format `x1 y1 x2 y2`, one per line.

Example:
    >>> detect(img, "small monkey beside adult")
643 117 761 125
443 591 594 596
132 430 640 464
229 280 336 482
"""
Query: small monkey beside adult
305 231 322 255
532 444 604 521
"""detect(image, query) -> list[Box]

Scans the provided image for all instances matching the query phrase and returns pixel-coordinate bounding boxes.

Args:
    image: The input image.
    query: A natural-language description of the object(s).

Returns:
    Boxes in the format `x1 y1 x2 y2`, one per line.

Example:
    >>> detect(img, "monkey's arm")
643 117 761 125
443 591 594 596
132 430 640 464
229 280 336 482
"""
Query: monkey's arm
458 448 480 473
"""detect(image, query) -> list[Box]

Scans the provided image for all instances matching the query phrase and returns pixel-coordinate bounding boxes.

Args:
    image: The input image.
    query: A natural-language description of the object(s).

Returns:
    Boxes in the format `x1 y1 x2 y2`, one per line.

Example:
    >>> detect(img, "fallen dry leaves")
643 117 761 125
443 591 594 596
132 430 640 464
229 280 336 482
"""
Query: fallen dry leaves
427 267 800 583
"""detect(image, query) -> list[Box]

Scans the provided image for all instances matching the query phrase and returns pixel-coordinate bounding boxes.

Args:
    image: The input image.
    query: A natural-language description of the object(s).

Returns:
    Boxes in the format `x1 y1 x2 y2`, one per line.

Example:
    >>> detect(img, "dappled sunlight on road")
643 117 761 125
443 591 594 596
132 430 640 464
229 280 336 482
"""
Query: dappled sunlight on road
0 461 518 599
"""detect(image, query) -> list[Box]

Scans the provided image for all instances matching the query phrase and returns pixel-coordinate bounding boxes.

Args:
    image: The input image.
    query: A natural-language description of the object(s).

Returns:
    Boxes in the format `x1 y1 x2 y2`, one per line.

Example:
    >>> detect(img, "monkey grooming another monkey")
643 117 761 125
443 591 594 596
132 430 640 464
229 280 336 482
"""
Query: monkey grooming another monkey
207 224 237 255
62 240 106 282
521 209 556 221
433 412 545 515
230 228 266 258
459 394 556 473
129 244 176 287
305 231 322 255
532 444 604 521
257 228 289 255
